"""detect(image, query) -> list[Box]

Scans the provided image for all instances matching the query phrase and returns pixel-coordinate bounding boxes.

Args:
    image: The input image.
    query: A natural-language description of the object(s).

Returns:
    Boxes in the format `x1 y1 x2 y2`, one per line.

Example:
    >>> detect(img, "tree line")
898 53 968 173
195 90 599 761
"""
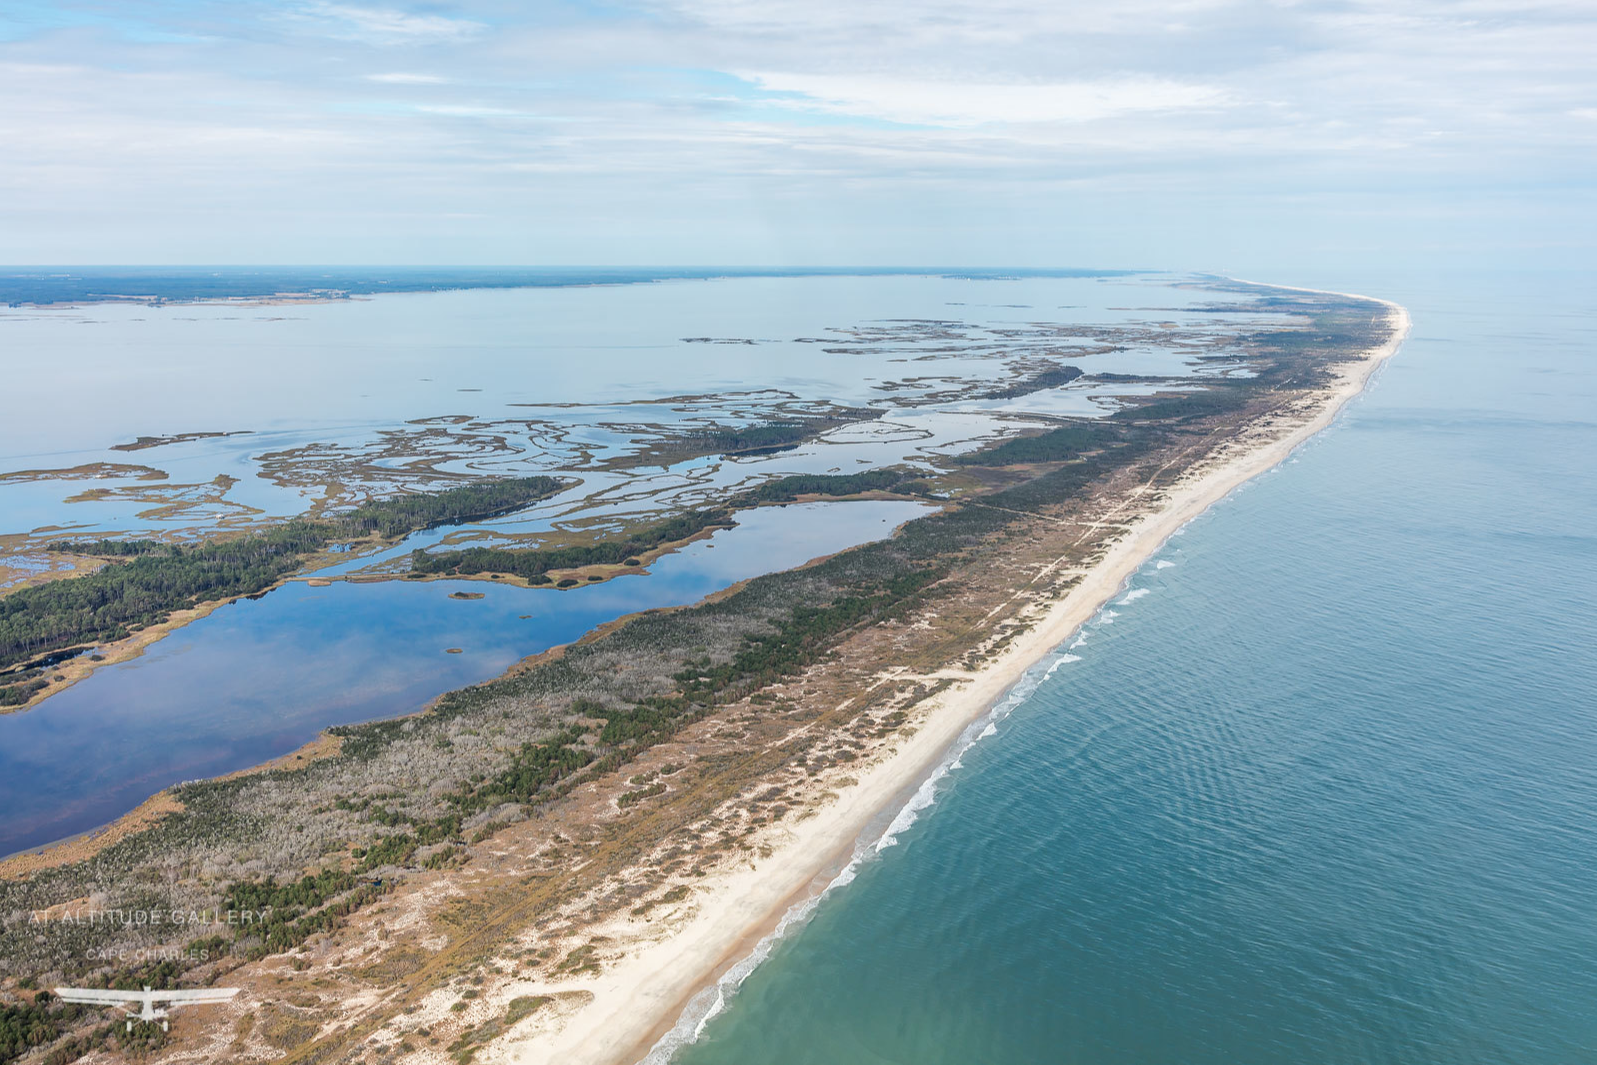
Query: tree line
0 477 565 681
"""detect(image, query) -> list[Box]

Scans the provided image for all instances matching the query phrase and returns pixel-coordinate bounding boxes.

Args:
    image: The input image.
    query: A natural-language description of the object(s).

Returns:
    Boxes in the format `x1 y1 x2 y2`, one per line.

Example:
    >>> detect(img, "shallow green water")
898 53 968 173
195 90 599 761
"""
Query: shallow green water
662 270 1597 1065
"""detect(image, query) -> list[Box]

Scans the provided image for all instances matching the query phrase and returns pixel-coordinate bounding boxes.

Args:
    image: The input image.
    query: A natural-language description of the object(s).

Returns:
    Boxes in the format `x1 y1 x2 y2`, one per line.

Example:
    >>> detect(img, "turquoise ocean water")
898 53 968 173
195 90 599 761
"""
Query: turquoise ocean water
665 271 1597 1064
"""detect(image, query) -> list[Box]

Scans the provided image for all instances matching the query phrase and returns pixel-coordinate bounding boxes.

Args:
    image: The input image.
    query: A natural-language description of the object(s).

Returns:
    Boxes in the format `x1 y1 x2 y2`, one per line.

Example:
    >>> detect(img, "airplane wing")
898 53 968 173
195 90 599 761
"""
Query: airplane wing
151 989 240 1005
53 988 146 1006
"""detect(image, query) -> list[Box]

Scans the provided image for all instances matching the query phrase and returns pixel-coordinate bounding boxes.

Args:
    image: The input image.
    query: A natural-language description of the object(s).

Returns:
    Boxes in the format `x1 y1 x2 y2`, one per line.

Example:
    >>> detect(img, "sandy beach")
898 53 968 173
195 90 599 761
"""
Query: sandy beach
493 294 1411 1065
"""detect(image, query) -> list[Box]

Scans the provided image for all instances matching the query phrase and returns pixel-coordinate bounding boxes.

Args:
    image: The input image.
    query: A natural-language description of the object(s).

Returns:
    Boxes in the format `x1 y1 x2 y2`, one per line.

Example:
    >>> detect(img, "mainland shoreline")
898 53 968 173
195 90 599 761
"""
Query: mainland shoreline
501 293 1410 1065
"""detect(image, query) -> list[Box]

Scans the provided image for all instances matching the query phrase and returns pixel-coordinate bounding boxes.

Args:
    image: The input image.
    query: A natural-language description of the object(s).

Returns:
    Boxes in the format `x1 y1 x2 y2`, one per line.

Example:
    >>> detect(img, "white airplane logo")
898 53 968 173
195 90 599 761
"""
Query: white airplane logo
53 986 240 1032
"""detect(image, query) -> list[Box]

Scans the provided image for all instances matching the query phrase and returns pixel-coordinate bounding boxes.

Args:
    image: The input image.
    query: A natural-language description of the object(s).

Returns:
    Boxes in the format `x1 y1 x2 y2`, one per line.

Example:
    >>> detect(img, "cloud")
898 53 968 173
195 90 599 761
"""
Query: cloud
413 103 542 118
651 0 1248 44
289 3 485 46
365 72 451 84
1 0 1594 265
743 73 1228 127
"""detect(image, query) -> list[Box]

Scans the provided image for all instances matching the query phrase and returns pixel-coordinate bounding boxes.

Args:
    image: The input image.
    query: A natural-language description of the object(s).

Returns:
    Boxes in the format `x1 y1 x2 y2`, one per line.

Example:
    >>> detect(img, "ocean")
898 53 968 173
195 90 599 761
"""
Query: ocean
665 271 1597 1064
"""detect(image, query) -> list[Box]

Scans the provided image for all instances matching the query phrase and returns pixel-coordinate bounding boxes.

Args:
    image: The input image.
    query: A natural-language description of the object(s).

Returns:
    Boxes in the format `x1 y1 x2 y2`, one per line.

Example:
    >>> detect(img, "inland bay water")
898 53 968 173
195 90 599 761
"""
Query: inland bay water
0 499 927 858
0 270 1253 858
661 269 1597 1065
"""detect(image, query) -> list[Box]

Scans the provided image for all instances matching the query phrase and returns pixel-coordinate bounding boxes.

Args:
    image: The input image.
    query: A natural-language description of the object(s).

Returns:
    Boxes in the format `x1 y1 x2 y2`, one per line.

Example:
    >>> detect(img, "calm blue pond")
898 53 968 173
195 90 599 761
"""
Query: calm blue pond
0 500 928 858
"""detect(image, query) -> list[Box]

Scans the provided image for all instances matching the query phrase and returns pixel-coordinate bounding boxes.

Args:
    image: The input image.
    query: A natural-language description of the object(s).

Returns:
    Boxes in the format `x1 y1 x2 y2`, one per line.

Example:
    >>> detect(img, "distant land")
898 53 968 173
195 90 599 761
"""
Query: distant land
0 266 1137 307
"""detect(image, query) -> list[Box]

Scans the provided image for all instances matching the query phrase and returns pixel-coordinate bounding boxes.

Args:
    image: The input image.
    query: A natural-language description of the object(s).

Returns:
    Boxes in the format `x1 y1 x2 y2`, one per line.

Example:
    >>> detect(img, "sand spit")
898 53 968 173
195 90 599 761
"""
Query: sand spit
491 295 1410 1065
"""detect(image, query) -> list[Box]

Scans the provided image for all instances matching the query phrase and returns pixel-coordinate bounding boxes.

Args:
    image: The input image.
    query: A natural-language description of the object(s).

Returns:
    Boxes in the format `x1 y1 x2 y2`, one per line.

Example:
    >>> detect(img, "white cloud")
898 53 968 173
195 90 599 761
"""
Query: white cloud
655 0 1246 42
744 73 1228 127
365 72 451 84
2 0 1595 264
415 104 532 117
291 3 485 46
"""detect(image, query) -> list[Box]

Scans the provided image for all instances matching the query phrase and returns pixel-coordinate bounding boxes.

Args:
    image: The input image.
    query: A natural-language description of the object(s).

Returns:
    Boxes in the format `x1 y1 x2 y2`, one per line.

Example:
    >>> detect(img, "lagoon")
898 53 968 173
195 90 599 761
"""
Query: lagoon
0 499 929 859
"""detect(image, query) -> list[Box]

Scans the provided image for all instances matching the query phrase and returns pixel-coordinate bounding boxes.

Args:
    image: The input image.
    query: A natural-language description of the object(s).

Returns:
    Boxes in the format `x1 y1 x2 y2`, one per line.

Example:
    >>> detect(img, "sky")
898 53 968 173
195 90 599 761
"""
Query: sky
1 0 1594 269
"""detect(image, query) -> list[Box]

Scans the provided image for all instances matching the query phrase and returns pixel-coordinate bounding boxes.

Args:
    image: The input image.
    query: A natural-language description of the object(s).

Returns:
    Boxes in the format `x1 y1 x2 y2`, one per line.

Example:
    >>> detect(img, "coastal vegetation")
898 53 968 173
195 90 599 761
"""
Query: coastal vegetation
687 421 814 455
317 477 566 539
0 288 1396 1065
0 477 564 698
406 469 923 581
953 419 1131 467
977 362 1084 399
1115 383 1248 422
409 507 736 582
602 410 884 471
740 469 911 501
0 390 1158 977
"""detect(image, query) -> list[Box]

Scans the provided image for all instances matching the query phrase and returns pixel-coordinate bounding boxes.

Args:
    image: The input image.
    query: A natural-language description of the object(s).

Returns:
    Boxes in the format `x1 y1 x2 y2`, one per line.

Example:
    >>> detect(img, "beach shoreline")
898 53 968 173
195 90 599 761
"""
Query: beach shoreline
0 281 1407 1065
501 293 1411 1065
